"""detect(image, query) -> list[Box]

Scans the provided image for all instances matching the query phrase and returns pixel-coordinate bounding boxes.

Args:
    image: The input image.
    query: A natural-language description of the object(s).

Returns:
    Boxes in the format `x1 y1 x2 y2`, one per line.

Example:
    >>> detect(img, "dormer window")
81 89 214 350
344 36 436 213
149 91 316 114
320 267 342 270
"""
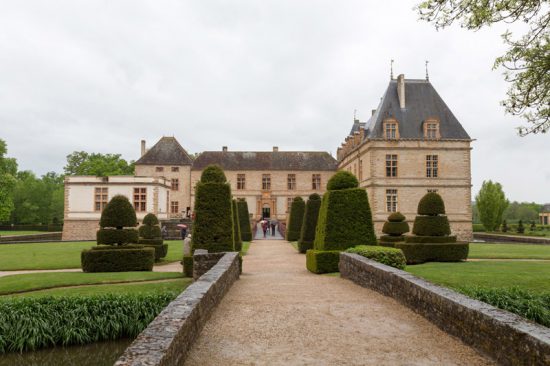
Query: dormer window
424 119 440 139
383 119 399 140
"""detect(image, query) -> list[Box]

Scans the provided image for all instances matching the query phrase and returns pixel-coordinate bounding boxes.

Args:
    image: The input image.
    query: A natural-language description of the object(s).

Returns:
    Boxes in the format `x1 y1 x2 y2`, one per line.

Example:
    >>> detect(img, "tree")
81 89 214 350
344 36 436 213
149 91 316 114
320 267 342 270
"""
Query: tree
0 140 17 222
475 180 509 231
417 0 550 135
64 151 134 176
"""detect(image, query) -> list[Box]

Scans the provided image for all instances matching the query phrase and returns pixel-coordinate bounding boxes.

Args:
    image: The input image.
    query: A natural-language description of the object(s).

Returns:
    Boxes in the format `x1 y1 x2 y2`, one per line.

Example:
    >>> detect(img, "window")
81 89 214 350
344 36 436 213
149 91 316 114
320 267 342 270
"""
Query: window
171 178 179 191
133 188 147 212
262 174 271 190
426 123 438 139
287 174 296 190
359 159 363 181
237 174 246 190
170 201 179 214
155 167 164 172
386 189 397 212
427 189 439 193
385 154 398 177
385 123 397 139
312 174 321 190
171 167 179 172
287 197 293 213
426 155 439 178
94 187 108 211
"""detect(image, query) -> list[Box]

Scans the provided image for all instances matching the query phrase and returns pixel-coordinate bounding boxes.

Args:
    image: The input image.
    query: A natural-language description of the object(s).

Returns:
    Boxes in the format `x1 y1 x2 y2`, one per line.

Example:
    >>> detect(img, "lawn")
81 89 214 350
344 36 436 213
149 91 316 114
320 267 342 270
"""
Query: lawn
4 278 191 298
241 242 251 255
406 261 550 293
469 243 550 259
0 271 183 295
0 231 43 236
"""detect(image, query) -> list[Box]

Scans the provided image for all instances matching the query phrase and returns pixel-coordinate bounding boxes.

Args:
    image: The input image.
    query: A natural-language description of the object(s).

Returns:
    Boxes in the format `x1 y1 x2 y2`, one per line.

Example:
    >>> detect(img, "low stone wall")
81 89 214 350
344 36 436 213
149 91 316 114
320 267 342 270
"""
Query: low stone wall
193 250 225 280
474 232 550 245
340 253 550 366
115 251 240 366
0 232 62 243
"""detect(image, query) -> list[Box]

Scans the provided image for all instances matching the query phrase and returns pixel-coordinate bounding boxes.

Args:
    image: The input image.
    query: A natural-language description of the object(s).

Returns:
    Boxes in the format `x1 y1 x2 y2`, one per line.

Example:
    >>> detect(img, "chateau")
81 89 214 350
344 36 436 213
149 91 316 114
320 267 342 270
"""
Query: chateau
62 74 473 241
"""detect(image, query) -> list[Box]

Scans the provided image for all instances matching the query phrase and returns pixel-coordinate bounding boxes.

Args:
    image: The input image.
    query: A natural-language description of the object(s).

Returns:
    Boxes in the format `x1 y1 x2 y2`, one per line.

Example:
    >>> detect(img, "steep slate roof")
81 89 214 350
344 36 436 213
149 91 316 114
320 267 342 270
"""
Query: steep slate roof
192 151 338 171
135 137 193 166
363 79 471 140
349 119 366 135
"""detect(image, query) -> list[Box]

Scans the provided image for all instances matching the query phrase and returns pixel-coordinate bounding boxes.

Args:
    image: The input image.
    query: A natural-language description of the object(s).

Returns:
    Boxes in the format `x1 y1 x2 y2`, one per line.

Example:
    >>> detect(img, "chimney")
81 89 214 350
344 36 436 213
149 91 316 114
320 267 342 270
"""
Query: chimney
273 146 279 152
371 109 376 116
222 146 228 152
140 140 146 157
397 74 405 109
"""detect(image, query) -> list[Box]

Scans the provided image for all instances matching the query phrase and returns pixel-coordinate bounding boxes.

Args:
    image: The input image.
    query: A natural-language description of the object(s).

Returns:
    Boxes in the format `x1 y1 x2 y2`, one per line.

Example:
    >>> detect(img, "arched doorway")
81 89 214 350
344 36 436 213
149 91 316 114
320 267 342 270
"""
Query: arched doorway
262 203 271 218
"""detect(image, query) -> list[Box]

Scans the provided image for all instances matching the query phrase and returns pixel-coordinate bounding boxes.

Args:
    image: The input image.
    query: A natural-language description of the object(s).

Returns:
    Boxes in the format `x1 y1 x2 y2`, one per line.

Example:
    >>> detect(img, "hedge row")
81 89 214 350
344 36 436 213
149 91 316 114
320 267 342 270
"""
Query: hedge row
298 194 321 253
395 242 469 264
81 247 155 272
346 245 406 270
96 229 138 245
232 200 242 252
237 199 252 242
286 197 305 242
0 293 176 353
305 250 340 274
405 235 457 244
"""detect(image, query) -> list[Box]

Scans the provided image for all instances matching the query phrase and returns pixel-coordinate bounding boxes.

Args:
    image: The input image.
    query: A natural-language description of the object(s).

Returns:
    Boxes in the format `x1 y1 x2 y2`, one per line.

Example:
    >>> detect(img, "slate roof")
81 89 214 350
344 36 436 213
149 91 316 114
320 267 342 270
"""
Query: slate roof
542 204 550 213
192 151 338 171
349 119 366 135
135 137 193 166
362 79 470 140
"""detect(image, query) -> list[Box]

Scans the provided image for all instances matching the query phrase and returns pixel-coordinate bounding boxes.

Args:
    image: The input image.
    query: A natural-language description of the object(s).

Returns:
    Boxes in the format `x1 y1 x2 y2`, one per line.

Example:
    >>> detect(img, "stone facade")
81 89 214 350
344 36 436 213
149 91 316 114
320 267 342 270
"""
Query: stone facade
339 253 550 365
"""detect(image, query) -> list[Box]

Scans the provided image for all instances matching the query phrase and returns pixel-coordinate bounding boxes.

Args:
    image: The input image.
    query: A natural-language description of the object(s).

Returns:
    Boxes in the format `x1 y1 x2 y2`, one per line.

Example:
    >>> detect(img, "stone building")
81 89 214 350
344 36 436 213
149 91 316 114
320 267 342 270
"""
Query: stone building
337 74 473 240
540 204 550 225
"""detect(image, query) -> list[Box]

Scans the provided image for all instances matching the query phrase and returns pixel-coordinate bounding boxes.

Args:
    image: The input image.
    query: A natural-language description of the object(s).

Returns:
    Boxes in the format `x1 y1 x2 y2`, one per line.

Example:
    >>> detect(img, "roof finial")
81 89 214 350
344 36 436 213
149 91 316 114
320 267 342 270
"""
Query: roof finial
390 59 394 80
353 109 357 121
425 60 429 81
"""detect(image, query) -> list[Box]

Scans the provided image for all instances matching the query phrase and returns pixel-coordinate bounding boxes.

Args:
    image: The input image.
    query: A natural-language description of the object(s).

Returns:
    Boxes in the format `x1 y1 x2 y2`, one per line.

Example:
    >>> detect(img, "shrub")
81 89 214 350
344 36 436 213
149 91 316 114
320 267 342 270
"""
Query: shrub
395 242 469 264
417 192 446 216
97 229 139 245
346 245 406 270
326 171 358 190
0 293 176 353
411 216 451 236
237 199 252 242
137 213 165 262
379 235 406 243
380 212 409 246
298 194 322 253
182 255 193 277
306 250 340 274
388 212 406 222
81 247 155 272
472 223 485 232
192 165 234 253
405 235 457 244
142 213 159 226
517 220 525 234
382 221 410 235
232 200 242 252
286 197 305 242
99 195 137 228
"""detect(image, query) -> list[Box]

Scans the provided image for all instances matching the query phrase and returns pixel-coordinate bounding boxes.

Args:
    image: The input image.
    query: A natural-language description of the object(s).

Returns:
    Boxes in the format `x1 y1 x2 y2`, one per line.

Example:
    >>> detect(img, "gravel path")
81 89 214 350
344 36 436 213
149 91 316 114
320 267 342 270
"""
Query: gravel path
185 239 492 366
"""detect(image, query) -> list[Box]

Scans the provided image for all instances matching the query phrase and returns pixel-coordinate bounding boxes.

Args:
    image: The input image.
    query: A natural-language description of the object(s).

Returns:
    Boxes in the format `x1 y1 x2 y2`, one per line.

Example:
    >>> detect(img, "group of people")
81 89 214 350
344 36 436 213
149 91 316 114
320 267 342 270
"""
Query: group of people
260 218 278 238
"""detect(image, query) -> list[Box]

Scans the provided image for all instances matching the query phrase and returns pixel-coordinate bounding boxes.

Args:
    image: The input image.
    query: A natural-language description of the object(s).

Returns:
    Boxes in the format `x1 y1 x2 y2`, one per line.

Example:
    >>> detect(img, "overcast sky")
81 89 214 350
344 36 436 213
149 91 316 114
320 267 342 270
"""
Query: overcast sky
0 0 548 203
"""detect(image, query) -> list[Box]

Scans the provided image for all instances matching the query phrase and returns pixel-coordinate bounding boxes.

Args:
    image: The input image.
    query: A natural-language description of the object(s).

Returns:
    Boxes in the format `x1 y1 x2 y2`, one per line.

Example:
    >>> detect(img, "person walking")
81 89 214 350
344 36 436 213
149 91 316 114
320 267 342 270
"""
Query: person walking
261 219 268 238
161 225 168 239
270 219 277 236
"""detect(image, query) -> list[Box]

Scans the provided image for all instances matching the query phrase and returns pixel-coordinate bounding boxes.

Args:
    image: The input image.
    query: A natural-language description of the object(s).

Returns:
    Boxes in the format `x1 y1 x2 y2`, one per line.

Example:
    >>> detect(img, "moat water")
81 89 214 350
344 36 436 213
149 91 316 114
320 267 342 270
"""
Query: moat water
0 339 132 366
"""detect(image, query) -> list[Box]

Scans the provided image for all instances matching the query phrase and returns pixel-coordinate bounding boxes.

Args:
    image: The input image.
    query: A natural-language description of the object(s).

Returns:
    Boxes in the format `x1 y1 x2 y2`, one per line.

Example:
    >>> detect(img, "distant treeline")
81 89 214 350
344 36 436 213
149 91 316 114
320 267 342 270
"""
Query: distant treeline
473 201 544 224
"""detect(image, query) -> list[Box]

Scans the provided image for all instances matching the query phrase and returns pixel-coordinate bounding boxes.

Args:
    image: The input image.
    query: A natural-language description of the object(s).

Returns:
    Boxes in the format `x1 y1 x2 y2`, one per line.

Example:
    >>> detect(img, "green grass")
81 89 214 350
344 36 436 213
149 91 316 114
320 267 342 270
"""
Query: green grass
5 278 190 298
241 241 251 256
0 272 182 295
290 241 298 251
469 243 550 259
406 261 550 293
0 231 43 236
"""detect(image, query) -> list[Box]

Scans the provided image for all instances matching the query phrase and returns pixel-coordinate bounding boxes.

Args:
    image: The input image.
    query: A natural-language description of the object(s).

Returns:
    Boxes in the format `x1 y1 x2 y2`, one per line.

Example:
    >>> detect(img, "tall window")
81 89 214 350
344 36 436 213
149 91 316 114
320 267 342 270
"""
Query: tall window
287 197 293 212
386 189 397 212
237 174 246 190
287 174 296 190
385 123 397 139
171 178 179 191
359 159 363 181
312 174 321 190
94 187 108 211
170 201 179 214
133 188 147 212
262 174 271 190
426 123 439 139
385 154 398 177
155 167 164 172
171 167 179 172
426 155 439 178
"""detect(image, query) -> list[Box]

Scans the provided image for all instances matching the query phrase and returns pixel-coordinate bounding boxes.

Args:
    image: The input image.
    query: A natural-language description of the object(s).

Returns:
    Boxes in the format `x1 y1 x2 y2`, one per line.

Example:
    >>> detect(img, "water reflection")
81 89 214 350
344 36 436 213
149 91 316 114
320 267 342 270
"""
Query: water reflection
0 339 132 366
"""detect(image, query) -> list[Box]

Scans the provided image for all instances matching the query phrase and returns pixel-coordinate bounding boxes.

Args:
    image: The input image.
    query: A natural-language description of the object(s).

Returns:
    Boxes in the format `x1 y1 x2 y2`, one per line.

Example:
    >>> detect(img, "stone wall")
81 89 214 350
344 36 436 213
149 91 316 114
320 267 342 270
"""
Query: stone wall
0 232 62 243
192 250 226 280
474 232 550 245
339 253 550 365
62 220 99 241
115 251 240 366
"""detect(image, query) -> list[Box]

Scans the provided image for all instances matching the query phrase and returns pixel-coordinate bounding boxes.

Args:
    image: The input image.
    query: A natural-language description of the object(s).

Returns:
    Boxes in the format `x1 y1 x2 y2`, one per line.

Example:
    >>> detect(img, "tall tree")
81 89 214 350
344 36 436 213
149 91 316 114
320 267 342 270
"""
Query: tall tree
0 140 17 222
64 151 134 176
475 180 509 231
417 0 549 135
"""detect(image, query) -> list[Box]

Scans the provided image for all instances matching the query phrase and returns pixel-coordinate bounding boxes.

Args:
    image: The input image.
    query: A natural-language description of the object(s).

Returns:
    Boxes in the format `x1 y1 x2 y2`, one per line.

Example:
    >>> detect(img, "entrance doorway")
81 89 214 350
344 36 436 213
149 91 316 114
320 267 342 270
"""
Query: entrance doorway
262 205 271 218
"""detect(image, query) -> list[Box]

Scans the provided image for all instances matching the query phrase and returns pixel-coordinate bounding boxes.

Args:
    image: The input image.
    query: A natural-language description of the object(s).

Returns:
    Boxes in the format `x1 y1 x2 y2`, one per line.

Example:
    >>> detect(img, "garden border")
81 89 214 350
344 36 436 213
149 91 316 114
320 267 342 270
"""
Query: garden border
339 252 550 366
474 232 550 245
114 251 240 366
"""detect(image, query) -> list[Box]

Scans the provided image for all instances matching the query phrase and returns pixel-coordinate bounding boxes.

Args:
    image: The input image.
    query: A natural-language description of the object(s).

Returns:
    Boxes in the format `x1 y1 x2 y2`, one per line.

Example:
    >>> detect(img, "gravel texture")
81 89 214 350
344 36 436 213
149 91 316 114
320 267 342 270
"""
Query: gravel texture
185 240 493 365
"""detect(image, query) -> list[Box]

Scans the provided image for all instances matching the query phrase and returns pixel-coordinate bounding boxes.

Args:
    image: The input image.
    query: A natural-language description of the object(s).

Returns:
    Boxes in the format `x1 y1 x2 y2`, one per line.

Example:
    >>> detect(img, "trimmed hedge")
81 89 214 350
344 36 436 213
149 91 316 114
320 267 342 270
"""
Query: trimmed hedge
395 242 469 264
298 193 322 254
81 247 155 272
417 192 446 216
138 225 161 239
286 197 305 242
387 212 406 222
405 235 457 244
306 250 340 274
346 245 406 270
237 199 252 242
382 221 409 235
97 229 138 245
379 235 406 243
326 171 358 190
142 213 159 226
232 200 242 252
192 165 234 253
182 255 193 277
411 216 451 236
99 195 137 228
137 213 165 261
314 189 376 251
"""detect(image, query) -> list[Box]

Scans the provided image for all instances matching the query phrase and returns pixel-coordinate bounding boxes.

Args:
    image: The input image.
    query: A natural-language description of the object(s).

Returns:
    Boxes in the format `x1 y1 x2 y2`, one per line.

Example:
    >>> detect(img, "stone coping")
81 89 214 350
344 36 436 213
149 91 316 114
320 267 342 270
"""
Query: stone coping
474 232 550 245
115 251 240 366
339 253 550 366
